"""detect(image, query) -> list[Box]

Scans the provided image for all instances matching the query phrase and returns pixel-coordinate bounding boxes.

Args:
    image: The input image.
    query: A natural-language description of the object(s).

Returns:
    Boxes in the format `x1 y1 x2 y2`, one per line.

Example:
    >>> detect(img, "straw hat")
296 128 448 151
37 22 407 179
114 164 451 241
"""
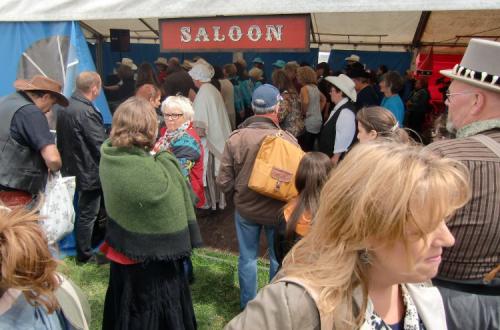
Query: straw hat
345 54 360 63
181 59 195 71
325 74 357 102
440 38 500 93
14 75 69 106
116 57 137 70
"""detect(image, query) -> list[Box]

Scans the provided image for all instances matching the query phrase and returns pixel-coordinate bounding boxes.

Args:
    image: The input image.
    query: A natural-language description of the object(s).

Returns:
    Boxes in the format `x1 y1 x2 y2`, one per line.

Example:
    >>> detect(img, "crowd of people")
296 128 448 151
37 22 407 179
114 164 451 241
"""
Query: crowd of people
0 37 498 329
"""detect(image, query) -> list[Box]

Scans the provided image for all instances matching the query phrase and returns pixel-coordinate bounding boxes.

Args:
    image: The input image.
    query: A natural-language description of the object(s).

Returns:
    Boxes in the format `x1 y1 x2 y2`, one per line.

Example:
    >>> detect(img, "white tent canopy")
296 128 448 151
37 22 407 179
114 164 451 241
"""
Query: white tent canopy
0 0 499 20
1 1 500 52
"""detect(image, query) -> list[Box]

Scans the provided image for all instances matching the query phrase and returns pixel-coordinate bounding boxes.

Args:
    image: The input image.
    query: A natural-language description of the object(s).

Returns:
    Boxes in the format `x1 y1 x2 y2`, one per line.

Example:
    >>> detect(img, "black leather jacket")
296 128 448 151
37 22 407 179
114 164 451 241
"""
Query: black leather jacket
56 91 107 191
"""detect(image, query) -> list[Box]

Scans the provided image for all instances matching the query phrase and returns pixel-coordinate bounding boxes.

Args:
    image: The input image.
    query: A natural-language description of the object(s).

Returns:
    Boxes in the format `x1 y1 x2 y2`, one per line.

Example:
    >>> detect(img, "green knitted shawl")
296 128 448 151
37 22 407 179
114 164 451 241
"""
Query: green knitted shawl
99 139 202 261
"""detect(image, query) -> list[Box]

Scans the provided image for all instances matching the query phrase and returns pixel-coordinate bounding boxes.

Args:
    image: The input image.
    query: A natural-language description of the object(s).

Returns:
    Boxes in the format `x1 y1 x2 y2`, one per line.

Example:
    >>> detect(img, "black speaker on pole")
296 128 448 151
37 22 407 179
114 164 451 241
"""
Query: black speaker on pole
110 29 130 52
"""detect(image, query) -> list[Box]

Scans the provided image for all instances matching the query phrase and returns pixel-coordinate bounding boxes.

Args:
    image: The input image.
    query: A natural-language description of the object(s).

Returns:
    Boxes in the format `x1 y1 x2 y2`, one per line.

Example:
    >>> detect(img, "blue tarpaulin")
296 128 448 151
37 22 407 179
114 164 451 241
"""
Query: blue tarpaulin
88 42 319 85
0 21 112 123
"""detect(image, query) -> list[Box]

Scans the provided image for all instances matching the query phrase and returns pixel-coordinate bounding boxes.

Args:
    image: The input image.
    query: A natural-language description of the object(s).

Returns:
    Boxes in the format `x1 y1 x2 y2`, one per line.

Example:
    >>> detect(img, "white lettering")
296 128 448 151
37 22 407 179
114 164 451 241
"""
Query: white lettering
212 26 225 42
194 27 210 42
180 27 191 43
228 25 243 41
247 25 262 42
265 25 283 41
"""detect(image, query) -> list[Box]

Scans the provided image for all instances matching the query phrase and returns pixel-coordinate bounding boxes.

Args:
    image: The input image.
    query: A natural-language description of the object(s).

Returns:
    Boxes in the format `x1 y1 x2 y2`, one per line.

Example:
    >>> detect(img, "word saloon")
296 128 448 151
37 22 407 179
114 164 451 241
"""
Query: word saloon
160 15 310 52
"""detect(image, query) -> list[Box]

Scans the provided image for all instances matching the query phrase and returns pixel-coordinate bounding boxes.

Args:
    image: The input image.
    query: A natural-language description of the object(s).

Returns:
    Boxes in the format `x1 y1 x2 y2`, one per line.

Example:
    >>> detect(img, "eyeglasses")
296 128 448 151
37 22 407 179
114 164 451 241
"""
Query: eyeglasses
445 90 477 101
163 113 184 120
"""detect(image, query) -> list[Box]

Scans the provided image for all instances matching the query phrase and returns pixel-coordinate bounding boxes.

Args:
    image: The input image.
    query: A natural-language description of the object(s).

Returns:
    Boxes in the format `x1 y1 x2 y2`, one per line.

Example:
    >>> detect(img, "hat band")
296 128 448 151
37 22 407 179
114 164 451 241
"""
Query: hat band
452 64 500 87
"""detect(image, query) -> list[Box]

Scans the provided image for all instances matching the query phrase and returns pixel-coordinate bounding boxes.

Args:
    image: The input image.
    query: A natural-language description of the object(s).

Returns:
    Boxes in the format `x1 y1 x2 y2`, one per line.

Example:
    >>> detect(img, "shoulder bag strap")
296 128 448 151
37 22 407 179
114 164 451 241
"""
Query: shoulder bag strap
56 274 90 330
275 276 334 330
471 134 500 158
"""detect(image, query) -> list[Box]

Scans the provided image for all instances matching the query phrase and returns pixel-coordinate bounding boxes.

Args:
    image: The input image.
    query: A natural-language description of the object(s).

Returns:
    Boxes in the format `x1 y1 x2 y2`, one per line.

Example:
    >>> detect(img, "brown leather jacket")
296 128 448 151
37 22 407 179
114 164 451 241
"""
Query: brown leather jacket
216 116 298 225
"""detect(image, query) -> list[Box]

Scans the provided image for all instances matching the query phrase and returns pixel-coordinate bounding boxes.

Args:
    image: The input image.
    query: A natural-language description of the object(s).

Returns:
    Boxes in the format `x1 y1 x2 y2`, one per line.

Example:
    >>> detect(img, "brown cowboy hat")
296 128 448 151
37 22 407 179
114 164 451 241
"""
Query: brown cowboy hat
14 75 69 106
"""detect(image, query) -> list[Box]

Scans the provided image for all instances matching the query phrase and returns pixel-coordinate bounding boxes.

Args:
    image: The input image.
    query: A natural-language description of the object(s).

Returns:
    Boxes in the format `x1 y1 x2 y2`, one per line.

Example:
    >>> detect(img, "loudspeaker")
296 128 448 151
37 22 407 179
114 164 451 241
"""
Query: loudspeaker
110 29 130 52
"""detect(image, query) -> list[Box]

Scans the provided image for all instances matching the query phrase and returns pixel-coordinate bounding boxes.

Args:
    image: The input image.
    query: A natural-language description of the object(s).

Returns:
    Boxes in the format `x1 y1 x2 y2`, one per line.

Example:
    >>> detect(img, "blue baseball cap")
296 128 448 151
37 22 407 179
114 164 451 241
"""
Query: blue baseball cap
252 84 281 111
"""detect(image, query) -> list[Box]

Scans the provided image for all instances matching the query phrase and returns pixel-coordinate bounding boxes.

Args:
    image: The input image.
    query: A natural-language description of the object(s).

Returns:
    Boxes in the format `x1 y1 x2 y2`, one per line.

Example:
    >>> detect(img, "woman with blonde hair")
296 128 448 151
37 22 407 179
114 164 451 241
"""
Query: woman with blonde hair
357 106 410 144
226 142 470 329
0 205 90 329
99 97 202 329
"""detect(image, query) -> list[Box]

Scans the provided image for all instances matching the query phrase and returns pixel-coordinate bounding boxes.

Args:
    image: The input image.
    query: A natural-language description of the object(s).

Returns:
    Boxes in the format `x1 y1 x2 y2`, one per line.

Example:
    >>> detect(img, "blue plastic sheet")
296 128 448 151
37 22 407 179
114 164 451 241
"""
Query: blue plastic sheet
0 21 111 123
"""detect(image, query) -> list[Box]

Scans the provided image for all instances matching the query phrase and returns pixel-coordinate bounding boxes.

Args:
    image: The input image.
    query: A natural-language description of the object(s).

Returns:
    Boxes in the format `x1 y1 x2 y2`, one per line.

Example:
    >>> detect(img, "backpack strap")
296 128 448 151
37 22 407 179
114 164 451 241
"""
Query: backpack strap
275 276 334 330
54 273 90 330
471 134 500 158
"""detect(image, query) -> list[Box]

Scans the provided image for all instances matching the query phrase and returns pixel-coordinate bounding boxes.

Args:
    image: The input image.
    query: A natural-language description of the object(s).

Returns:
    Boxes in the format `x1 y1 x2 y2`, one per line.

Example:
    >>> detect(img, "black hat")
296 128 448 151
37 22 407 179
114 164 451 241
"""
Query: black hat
347 67 370 79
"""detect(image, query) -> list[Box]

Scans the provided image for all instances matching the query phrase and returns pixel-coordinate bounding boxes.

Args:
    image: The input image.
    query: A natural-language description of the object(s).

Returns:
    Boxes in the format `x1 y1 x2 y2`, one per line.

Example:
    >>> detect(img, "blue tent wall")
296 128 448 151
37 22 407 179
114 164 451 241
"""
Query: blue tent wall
88 42 318 83
0 21 112 123
328 50 412 75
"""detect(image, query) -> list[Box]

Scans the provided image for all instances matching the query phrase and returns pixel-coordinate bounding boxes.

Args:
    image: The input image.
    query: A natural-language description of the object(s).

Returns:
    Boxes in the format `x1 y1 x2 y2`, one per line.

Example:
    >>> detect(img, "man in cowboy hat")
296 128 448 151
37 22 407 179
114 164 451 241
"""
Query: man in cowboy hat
344 54 364 76
116 57 137 71
318 74 357 166
348 67 380 111
154 57 168 84
0 75 68 207
427 38 500 328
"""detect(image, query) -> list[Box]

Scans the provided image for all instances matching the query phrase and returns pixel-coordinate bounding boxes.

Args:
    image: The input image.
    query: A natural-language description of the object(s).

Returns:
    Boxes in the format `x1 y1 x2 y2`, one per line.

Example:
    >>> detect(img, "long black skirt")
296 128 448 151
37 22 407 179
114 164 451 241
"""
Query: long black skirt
102 259 197 330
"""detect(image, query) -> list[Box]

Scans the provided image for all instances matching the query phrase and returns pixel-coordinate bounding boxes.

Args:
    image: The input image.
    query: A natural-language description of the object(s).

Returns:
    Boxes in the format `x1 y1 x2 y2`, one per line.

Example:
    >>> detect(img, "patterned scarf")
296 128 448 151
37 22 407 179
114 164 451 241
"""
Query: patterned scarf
153 121 190 154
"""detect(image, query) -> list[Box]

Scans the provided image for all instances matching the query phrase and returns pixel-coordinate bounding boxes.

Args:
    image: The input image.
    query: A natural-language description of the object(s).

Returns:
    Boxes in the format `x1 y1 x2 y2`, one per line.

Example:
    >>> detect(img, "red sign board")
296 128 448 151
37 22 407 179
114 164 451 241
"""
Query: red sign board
159 15 310 52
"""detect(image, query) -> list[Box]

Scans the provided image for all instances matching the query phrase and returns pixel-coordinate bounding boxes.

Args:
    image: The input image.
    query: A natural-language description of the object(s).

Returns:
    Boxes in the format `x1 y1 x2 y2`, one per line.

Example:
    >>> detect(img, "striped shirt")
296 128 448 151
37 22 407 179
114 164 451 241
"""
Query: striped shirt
427 129 500 281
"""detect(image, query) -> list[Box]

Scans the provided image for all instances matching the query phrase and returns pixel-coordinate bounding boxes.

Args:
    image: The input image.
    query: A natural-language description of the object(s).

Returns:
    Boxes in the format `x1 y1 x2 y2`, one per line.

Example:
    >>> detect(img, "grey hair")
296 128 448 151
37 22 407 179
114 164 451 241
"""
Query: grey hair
252 104 276 114
161 95 195 122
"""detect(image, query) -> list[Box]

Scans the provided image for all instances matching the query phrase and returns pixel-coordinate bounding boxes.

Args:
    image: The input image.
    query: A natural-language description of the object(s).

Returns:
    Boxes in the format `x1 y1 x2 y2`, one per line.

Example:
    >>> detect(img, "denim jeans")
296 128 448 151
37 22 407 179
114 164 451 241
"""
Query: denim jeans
76 189 101 262
234 211 279 309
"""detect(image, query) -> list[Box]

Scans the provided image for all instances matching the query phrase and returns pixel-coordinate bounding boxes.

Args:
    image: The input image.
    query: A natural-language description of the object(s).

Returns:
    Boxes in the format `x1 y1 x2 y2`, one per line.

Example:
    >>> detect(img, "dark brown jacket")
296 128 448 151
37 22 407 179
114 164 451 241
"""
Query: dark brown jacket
217 116 298 225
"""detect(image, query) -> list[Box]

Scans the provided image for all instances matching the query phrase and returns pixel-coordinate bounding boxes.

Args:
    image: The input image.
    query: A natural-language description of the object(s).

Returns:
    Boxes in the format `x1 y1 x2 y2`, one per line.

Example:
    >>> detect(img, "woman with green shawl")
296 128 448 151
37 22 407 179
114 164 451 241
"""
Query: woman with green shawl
99 97 202 330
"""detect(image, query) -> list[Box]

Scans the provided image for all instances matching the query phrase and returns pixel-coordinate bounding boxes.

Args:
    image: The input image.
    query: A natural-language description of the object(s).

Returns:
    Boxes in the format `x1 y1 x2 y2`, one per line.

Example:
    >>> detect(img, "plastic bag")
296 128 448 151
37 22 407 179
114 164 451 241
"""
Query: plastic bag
39 172 76 245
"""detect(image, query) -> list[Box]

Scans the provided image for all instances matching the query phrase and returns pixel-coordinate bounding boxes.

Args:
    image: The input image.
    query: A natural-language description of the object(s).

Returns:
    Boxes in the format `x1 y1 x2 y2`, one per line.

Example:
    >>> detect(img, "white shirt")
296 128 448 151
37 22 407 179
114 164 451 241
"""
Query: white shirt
324 98 356 154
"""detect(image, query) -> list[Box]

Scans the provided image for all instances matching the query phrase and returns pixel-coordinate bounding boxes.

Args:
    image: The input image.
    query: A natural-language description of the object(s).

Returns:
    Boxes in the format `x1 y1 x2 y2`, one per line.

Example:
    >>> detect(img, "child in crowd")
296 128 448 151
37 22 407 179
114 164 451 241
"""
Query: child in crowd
274 152 333 265
0 205 90 330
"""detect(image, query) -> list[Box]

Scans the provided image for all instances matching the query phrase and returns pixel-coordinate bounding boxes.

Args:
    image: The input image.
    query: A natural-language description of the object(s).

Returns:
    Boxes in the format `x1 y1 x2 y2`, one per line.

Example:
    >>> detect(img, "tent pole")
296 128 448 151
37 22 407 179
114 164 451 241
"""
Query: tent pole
411 11 431 49
95 36 104 76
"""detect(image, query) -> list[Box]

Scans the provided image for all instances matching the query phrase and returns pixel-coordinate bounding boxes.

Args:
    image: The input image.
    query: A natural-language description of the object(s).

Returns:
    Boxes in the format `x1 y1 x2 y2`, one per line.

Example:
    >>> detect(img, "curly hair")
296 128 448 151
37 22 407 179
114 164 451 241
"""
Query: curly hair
110 97 158 149
0 205 60 313
296 66 318 86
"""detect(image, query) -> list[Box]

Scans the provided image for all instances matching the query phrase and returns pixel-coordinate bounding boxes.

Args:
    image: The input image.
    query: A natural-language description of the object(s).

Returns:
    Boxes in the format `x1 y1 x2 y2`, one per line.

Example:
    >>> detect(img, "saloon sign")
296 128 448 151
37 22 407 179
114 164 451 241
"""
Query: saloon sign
159 15 310 52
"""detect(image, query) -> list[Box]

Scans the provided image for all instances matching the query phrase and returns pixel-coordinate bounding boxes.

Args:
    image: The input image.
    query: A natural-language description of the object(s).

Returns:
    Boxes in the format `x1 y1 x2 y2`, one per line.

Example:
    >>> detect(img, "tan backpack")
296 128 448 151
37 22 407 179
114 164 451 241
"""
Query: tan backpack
248 131 304 202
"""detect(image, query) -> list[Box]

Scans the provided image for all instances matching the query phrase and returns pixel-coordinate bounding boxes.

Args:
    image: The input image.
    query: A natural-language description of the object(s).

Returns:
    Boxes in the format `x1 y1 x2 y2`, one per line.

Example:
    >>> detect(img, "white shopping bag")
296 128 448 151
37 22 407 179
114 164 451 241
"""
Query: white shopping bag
39 171 76 245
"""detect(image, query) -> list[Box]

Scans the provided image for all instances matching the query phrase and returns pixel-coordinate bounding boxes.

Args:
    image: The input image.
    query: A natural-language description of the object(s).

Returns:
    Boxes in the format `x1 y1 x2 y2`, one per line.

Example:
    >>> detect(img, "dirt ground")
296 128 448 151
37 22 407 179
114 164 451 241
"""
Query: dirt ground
196 201 269 257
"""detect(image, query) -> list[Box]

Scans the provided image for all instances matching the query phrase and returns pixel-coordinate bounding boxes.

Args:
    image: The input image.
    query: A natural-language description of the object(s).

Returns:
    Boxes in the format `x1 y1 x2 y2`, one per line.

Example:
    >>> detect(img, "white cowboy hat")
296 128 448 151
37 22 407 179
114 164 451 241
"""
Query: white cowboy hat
325 74 357 102
154 57 168 66
440 38 500 93
116 57 137 70
344 54 360 63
